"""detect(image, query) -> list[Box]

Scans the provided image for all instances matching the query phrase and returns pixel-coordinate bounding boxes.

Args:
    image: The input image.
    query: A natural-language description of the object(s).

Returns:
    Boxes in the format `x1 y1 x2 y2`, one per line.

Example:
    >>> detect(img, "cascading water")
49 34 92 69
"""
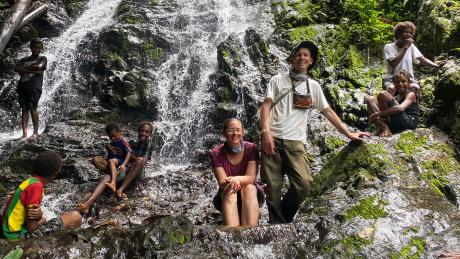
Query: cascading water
149 0 274 167
39 0 122 125
0 0 121 145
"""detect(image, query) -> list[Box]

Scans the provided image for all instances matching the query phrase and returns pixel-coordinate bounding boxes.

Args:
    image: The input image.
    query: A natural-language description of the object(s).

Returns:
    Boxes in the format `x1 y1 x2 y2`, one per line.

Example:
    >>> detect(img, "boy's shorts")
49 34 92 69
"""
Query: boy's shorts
17 87 42 110
116 168 145 183
20 217 64 239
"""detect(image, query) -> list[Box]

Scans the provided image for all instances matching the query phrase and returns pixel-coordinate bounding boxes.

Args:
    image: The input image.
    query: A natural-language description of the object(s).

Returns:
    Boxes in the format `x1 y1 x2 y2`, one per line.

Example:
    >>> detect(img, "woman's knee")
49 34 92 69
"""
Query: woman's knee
240 184 257 197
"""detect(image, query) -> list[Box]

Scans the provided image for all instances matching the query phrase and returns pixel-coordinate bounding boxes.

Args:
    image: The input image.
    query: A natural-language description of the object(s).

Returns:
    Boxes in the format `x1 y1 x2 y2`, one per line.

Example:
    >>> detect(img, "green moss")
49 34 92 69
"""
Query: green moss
312 206 330 216
313 143 401 195
107 51 124 64
217 87 232 103
325 136 346 152
289 25 318 44
428 142 456 157
124 15 143 24
402 226 420 235
395 131 427 158
341 235 372 257
390 237 426 259
343 195 388 221
221 49 230 58
143 42 164 64
420 158 459 200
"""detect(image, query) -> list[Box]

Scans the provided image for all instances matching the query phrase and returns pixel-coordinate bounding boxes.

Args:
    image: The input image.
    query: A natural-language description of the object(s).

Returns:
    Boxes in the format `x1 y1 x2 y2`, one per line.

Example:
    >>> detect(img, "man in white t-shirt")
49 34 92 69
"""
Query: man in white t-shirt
259 41 370 224
383 21 444 96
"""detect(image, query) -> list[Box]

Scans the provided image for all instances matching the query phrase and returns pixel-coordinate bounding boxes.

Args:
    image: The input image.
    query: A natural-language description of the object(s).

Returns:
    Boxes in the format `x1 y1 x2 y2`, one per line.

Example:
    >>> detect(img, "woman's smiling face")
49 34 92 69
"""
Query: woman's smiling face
224 119 244 147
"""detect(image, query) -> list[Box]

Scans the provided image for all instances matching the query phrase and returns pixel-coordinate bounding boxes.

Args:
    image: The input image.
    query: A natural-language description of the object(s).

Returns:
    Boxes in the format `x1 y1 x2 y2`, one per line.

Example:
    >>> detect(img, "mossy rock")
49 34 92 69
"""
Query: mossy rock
417 0 460 56
143 216 193 250
341 195 388 221
312 142 403 196
390 237 426 259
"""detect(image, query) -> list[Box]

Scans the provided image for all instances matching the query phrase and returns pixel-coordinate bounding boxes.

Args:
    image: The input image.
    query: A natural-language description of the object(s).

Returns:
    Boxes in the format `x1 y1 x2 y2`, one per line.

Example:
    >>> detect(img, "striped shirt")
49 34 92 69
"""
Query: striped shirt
1 176 44 239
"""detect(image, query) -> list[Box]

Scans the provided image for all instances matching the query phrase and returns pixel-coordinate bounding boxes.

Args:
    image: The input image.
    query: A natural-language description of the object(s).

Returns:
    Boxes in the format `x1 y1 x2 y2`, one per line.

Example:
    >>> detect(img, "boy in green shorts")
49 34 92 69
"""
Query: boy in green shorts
1 151 82 239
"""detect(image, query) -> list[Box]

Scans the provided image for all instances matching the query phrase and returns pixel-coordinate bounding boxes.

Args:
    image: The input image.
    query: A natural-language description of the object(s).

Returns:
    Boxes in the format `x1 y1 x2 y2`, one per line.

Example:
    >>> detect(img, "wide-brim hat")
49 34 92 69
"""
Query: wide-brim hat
287 40 319 71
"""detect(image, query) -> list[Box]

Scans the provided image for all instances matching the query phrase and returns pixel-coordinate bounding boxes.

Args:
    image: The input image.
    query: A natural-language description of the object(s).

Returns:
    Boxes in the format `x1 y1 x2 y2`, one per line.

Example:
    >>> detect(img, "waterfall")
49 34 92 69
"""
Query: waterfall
150 0 271 167
39 0 122 125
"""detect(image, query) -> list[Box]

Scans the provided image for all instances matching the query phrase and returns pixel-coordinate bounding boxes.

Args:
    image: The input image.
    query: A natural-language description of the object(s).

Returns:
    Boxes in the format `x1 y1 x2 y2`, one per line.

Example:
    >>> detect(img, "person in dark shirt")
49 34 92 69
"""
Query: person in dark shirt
367 70 420 136
14 38 47 141
75 122 154 214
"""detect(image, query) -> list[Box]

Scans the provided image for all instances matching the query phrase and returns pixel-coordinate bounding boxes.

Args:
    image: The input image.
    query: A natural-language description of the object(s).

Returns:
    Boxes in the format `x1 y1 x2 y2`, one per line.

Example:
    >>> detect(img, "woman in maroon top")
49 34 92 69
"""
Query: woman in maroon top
209 118 264 227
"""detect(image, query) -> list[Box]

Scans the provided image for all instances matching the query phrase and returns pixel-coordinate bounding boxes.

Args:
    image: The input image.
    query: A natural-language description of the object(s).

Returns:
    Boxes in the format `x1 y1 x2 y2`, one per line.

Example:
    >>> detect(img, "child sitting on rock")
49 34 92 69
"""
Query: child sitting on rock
366 70 420 136
1 151 82 239
75 121 154 214
115 121 155 199
103 123 132 193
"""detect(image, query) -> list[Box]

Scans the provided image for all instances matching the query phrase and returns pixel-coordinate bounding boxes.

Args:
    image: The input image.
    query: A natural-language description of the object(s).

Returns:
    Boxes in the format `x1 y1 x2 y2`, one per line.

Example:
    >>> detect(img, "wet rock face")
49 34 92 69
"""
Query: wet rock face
430 58 460 145
417 0 460 56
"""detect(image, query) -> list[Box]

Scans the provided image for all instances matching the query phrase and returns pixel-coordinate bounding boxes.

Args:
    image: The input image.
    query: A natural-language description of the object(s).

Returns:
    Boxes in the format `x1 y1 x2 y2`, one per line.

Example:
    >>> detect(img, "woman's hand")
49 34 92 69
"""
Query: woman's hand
224 177 241 194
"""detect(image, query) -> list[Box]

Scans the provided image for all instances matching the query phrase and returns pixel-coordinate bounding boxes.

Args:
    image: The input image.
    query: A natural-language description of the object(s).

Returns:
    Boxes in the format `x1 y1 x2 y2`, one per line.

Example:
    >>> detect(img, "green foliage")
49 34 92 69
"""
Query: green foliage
343 195 388 221
379 0 418 22
390 237 426 259
289 25 318 44
3 247 24 259
341 0 393 49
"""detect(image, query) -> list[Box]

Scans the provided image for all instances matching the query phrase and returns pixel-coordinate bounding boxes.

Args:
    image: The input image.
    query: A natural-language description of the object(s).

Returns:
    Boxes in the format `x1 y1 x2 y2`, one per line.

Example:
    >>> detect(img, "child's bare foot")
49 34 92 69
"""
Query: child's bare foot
116 191 128 200
379 126 392 137
19 133 28 141
28 134 39 142
75 203 89 215
105 182 116 193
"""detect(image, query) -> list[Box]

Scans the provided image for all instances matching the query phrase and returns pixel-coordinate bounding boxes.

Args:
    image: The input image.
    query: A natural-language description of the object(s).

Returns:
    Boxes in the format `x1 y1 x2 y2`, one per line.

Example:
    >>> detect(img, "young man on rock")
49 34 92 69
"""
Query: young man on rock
14 38 47 141
259 41 370 224
383 21 445 96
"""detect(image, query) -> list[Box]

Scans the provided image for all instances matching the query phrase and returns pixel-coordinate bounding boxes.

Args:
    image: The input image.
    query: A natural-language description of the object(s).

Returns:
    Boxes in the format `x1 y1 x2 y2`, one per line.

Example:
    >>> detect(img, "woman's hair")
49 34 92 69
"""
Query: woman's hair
222 118 244 132
394 21 416 39
393 70 411 82
32 151 62 177
138 121 154 134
